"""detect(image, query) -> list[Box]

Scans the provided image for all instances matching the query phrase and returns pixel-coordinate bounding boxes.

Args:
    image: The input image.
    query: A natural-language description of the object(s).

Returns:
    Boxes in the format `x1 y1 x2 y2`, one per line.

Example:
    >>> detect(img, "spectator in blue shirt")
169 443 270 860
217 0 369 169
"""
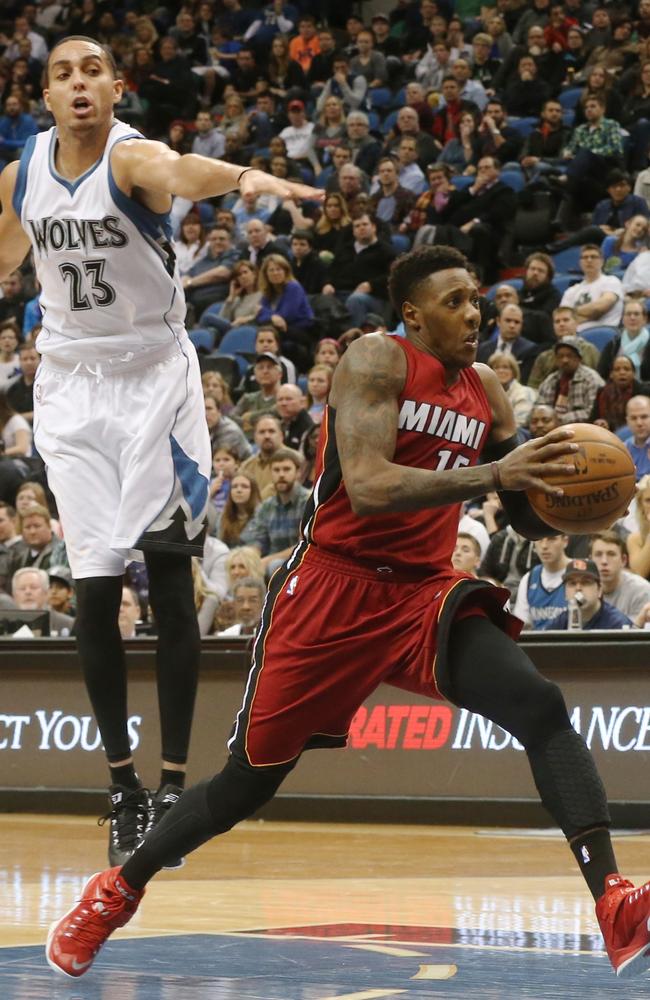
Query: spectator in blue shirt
183 226 241 314
257 254 314 372
0 95 38 169
542 559 634 630
625 395 650 479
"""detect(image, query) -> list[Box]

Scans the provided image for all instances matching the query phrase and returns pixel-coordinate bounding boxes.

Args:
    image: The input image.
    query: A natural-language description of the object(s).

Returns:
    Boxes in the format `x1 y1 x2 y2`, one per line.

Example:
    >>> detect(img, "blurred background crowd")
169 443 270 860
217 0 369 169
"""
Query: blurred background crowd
2 0 650 637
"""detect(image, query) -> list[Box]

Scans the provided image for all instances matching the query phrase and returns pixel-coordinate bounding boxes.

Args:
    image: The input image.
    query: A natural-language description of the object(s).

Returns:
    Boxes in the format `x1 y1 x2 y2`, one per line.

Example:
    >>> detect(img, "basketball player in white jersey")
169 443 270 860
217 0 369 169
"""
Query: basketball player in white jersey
0 35 322 866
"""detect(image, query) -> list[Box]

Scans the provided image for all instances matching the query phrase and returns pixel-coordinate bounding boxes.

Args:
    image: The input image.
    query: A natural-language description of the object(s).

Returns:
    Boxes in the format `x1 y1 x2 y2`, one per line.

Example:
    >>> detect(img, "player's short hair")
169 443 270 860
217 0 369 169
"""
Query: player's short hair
270 447 302 469
44 35 118 86
589 530 628 557
388 245 469 314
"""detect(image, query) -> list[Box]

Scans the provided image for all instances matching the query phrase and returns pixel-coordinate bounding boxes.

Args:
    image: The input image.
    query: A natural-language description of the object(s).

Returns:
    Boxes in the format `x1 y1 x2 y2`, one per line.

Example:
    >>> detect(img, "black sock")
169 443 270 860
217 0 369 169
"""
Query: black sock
109 762 140 790
570 828 619 902
160 768 185 791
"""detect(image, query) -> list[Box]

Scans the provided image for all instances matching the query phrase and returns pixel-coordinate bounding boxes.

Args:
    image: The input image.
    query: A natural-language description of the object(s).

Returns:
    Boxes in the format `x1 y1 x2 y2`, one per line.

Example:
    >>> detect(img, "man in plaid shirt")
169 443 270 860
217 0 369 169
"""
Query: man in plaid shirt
535 337 604 424
563 94 624 216
241 447 310 576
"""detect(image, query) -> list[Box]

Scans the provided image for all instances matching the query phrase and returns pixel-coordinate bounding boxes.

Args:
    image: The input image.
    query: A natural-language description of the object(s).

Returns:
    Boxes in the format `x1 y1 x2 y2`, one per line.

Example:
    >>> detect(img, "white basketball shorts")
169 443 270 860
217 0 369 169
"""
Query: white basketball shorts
33 340 211 579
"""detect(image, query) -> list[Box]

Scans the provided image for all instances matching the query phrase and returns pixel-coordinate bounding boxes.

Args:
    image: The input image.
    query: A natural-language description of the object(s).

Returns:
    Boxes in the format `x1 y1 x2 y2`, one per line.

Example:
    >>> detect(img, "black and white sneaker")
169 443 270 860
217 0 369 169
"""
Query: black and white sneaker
98 785 150 867
146 784 185 869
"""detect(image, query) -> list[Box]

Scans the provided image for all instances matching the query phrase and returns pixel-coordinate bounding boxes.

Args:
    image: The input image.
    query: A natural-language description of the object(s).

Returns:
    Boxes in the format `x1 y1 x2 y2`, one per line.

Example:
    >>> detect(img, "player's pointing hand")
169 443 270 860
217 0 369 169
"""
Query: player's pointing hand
239 169 324 202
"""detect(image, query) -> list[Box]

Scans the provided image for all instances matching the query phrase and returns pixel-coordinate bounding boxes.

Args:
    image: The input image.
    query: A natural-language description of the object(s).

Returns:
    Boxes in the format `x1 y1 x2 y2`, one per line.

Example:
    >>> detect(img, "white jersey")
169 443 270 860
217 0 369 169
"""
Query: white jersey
14 119 186 364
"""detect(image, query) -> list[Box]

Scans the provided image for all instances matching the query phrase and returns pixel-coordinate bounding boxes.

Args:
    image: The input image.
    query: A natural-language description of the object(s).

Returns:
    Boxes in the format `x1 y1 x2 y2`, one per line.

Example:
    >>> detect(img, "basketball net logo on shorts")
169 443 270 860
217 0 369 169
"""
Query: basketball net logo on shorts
34 383 42 403
286 575 299 596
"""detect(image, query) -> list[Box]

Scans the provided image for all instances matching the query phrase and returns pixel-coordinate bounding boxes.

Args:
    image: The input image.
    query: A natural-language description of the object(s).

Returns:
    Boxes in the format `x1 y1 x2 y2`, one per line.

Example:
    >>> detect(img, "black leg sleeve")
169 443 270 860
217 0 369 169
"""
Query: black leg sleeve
145 550 200 765
447 616 610 840
121 755 294 888
74 575 129 762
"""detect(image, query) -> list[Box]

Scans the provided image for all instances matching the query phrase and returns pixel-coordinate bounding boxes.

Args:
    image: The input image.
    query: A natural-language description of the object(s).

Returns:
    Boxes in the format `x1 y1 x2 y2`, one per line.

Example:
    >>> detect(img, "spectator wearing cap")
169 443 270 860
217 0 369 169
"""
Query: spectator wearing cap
232 353 283 435
48 565 74 618
559 244 624 332
528 307 600 391
279 99 319 176
315 53 369 114
541 559 633 630
535 337 605 424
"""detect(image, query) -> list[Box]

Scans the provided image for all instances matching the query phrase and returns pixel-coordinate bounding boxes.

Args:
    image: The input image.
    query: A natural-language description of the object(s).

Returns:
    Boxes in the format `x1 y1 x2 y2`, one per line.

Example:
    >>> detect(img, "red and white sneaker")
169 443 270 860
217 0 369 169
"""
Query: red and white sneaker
596 873 650 978
46 867 144 978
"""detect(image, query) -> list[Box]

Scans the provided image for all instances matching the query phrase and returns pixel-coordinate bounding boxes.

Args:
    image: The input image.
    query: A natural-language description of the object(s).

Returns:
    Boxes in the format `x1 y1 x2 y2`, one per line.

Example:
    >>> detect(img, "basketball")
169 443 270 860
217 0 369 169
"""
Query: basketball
525 423 636 534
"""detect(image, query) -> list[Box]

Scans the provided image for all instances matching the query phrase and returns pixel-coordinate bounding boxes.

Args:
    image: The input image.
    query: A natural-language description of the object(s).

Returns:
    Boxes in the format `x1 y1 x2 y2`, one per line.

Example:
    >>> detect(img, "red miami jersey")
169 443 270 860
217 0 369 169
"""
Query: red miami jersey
302 336 493 574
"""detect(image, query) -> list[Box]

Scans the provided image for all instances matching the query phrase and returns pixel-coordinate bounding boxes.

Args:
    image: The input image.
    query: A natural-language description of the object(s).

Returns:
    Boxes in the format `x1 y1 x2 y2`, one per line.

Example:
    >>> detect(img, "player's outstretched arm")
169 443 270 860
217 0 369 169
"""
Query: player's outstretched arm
0 161 33 281
110 139 324 204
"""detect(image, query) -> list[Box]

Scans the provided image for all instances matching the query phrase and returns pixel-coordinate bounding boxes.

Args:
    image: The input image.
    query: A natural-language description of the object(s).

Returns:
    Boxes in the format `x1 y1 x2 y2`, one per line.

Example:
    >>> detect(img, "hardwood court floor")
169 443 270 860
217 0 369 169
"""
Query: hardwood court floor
1 814 650 998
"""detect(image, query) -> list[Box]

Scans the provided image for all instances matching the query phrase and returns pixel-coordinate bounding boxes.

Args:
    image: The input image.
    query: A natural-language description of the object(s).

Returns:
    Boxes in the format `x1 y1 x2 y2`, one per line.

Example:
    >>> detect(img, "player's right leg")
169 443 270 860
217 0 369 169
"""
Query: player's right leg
445 614 650 978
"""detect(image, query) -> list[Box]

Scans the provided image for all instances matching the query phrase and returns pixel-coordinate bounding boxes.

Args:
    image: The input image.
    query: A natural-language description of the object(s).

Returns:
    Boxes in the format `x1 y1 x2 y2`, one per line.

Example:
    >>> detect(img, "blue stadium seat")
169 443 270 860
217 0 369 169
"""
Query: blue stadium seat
367 110 380 131
217 326 258 374
391 234 411 254
451 175 474 190
370 87 392 109
484 278 524 300
580 326 618 352
381 109 400 134
196 202 215 226
562 109 575 128
552 246 582 273
508 117 539 138
552 274 580 295
559 87 582 110
501 170 525 192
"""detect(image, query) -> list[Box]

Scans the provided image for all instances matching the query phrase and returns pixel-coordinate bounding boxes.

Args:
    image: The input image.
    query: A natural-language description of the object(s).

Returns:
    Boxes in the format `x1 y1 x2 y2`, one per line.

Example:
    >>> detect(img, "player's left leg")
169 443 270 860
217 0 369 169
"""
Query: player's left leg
446 614 650 978
142 549 200 867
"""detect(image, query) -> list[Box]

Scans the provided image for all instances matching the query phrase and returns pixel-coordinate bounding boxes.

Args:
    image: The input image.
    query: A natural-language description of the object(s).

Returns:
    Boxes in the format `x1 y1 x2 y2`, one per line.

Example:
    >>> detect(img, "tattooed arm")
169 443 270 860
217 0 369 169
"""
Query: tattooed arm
332 340 579 517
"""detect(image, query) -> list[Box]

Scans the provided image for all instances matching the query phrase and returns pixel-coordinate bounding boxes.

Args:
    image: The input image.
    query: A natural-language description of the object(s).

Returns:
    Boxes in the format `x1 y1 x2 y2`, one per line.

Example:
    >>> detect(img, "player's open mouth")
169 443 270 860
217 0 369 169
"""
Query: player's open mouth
72 98 93 115
464 335 478 347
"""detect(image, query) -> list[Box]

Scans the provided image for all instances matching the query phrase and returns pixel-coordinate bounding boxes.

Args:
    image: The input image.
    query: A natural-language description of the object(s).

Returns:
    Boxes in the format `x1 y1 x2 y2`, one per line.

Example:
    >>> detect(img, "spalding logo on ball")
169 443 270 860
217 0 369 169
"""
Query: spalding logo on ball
525 423 636 534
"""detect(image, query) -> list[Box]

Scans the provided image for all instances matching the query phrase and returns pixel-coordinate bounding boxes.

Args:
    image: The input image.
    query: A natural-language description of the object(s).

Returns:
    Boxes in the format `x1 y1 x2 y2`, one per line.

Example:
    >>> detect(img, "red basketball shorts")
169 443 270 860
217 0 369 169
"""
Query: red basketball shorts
227 544 521 767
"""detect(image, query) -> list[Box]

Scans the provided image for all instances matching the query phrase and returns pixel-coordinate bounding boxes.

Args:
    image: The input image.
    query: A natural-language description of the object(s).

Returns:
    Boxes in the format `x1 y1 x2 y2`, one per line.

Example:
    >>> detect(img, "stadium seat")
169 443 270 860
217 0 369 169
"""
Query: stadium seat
500 170 525 192
391 234 411 254
381 109 400 134
484 278 523 300
552 274 580 295
552 246 582 273
369 87 392 109
580 326 618 352
367 110 380 131
562 109 575 128
508 117 539 138
199 353 240 388
451 175 474 190
217 326 258 374
559 87 582 110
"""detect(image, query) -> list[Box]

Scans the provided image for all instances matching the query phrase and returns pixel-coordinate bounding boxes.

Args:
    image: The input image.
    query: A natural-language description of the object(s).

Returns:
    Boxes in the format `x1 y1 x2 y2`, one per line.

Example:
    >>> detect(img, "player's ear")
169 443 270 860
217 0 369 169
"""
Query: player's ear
43 87 51 112
112 77 124 107
402 300 419 329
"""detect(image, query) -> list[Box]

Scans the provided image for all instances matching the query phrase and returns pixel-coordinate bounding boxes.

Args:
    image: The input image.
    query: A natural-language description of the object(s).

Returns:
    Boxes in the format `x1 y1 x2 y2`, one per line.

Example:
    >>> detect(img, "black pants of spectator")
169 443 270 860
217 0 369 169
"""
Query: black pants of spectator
547 225 606 254
434 223 501 285
281 324 318 374
564 150 622 215
0 457 27 504
74 551 200 767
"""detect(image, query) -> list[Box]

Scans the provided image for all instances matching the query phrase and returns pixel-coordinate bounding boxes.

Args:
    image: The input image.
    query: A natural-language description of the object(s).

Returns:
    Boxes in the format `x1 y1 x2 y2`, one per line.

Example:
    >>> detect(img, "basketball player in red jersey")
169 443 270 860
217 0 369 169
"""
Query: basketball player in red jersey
47 247 650 981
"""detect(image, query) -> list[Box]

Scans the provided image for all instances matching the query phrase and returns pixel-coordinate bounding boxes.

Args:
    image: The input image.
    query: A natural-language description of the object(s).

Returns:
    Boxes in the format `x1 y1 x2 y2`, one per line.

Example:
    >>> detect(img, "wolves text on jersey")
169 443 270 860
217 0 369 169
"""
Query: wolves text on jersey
27 215 129 256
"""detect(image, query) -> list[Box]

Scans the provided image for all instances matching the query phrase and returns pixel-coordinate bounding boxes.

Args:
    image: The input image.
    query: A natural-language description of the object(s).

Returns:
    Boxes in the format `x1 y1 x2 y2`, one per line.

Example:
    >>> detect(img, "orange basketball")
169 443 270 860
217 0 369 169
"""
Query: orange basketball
525 423 636 534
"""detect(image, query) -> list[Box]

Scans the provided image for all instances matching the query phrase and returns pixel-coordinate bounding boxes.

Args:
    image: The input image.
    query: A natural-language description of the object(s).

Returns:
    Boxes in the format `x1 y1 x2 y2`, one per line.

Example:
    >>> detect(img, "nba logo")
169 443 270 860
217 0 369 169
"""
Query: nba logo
287 575 299 596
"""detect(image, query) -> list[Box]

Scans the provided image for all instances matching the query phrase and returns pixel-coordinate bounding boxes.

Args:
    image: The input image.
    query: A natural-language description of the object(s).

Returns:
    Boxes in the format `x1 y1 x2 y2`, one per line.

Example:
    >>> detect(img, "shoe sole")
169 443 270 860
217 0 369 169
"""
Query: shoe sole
162 857 185 870
45 872 100 979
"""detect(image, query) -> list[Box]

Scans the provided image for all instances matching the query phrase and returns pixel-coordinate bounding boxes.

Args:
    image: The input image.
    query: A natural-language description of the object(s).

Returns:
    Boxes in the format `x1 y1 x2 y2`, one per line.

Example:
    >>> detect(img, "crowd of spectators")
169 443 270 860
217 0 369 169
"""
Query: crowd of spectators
4 0 650 636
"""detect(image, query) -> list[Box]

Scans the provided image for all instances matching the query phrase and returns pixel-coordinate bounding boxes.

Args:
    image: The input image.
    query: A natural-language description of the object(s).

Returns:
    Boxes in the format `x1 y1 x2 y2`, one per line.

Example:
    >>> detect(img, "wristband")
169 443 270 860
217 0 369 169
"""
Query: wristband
237 167 252 184
491 461 502 490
